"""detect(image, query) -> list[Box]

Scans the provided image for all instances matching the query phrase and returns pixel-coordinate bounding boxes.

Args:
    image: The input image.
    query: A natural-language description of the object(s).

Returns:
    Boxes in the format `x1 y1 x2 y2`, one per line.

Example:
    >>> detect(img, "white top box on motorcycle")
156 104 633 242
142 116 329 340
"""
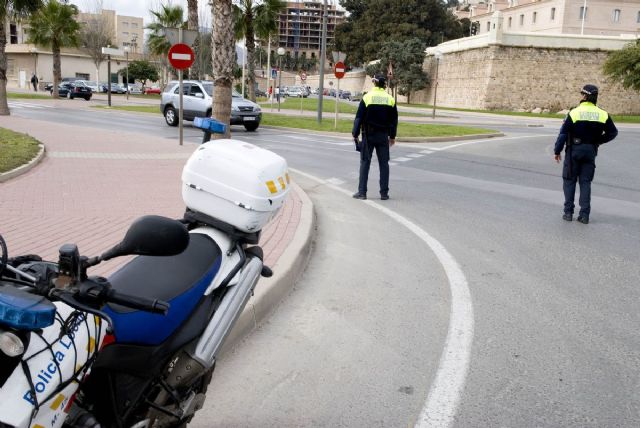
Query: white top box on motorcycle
182 139 290 233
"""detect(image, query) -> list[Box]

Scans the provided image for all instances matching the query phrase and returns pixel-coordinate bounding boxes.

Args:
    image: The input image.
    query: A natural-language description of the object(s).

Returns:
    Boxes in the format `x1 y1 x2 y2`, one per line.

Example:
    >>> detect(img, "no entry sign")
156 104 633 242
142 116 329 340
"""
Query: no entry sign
334 61 345 79
168 43 195 70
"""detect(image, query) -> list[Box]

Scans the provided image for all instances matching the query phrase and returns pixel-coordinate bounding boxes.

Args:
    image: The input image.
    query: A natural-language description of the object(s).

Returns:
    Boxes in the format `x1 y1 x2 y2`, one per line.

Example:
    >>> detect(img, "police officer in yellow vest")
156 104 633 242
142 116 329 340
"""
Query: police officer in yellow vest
554 84 618 224
352 74 398 200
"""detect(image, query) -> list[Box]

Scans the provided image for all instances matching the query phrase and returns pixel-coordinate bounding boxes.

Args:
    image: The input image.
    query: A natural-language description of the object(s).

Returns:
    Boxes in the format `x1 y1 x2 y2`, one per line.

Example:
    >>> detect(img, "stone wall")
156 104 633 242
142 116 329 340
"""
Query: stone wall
415 44 640 114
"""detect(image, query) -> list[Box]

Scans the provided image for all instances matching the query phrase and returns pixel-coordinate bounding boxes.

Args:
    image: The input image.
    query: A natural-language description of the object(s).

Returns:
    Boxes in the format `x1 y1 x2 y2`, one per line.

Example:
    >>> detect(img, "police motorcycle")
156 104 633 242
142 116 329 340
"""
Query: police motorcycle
0 139 290 428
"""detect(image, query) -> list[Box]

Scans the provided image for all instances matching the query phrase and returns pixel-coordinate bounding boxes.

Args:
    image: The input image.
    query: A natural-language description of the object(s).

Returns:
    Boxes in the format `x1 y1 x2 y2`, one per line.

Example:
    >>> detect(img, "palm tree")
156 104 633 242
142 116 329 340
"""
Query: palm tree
147 3 184 83
233 0 284 102
26 0 80 98
187 0 198 30
0 0 42 116
211 0 235 139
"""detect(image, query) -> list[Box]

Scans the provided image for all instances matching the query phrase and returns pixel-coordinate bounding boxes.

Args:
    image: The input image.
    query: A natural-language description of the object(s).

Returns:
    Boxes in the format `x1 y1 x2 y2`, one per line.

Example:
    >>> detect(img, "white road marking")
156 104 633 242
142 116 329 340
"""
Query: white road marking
407 154 425 158
9 102 48 109
428 134 548 152
393 157 412 162
326 177 345 185
389 162 398 166
290 168 474 428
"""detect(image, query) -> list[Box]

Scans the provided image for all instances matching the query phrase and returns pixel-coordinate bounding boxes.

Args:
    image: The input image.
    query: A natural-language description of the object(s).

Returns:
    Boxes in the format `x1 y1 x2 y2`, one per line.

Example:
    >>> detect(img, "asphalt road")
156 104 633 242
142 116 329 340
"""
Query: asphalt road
8 100 640 427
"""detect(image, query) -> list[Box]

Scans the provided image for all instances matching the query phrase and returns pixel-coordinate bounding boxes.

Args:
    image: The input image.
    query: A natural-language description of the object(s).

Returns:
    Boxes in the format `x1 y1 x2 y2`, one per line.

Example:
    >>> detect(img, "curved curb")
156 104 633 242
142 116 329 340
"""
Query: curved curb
220 181 315 356
0 144 45 183
396 132 505 143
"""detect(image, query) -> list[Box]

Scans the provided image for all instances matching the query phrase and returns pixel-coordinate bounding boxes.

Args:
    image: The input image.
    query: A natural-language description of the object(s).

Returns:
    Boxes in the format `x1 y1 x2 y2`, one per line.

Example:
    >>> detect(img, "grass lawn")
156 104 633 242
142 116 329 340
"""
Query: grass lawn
260 97 358 114
261 114 495 137
93 105 496 137
8 92 52 100
398 102 640 123
0 128 41 173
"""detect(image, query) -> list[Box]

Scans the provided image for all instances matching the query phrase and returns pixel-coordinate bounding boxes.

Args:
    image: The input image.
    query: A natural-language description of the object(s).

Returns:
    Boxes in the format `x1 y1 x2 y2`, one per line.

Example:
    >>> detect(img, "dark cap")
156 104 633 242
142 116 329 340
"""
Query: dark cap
372 73 386 87
580 84 599 96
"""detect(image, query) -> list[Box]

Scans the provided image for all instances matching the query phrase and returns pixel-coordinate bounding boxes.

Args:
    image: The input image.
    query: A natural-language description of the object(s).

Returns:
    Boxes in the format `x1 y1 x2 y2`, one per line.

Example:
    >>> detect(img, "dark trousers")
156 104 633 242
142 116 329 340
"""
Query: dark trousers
358 131 390 195
562 144 597 217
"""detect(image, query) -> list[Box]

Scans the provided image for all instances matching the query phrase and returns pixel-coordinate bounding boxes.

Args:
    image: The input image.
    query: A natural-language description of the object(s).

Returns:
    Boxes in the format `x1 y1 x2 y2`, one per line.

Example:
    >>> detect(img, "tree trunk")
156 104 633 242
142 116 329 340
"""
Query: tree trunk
187 0 201 78
52 44 61 98
245 10 256 102
211 0 234 139
187 0 199 30
0 20 10 116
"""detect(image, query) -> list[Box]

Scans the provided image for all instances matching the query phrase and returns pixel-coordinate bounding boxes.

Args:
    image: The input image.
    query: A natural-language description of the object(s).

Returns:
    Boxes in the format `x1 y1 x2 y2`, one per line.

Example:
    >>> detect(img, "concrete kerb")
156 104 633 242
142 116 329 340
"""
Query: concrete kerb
0 144 45 183
219 181 316 356
261 125 504 143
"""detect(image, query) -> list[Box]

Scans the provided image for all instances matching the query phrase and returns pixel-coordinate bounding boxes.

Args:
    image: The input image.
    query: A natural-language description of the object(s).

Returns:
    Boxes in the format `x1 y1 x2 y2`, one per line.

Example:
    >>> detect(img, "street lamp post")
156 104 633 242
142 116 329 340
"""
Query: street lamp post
431 51 442 119
277 47 285 112
124 46 130 100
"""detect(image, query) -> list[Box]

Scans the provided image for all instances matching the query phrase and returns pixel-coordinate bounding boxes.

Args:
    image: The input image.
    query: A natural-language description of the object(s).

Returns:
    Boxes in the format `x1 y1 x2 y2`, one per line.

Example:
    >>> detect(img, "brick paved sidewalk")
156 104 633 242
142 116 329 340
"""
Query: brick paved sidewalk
0 115 303 277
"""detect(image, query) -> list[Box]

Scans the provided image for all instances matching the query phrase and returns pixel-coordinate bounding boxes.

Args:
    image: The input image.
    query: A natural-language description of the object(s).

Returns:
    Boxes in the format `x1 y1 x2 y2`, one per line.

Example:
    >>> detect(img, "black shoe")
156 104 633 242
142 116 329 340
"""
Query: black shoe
577 216 589 224
562 213 573 222
352 192 367 200
380 194 389 200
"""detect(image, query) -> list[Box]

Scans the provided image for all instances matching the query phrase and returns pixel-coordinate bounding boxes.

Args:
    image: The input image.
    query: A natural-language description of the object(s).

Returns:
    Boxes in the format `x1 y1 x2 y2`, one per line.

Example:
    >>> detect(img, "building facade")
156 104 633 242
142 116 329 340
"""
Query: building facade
275 1 345 64
456 0 640 37
416 13 640 114
77 9 143 53
4 8 144 89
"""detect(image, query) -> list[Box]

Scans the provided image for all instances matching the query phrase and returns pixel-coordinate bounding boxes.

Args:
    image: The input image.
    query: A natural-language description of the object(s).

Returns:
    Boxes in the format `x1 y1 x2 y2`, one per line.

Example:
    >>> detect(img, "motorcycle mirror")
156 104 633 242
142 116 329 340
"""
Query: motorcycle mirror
100 216 189 261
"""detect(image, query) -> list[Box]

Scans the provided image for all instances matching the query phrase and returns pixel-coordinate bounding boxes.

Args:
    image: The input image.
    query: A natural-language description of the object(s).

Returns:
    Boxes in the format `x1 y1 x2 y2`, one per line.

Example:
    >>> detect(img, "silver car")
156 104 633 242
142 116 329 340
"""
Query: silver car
160 80 262 131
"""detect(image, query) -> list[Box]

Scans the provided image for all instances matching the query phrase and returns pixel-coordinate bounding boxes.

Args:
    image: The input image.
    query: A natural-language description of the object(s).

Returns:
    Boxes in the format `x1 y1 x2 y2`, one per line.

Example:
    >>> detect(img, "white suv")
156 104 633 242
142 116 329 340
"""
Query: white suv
160 80 262 131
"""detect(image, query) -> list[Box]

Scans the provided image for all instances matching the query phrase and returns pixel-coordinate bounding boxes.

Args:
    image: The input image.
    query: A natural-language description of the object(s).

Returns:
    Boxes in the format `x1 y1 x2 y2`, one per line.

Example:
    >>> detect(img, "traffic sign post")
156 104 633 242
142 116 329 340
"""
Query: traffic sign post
168 43 195 146
334 62 346 128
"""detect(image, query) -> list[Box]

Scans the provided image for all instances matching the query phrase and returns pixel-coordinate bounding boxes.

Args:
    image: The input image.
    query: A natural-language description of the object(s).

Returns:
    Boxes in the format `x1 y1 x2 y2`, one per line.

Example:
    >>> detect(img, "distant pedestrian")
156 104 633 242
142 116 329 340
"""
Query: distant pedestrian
554 84 618 224
268 85 273 99
30 73 38 91
352 73 398 200
275 86 280 102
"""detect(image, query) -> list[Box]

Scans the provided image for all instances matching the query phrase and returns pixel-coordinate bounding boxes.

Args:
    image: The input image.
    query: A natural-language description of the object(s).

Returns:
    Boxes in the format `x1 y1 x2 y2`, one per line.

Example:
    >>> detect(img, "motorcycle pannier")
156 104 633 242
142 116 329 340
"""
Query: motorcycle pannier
182 139 290 233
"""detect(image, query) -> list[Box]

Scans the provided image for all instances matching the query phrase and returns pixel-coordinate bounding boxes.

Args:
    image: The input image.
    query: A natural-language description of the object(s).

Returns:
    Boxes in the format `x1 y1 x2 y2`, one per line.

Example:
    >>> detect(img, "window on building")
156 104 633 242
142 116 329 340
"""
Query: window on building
122 32 129 37
75 73 90 80
551 7 556 20
519 14 524 25
508 16 512 27
9 23 17 44
7 59 15 76
487 21 490 31
533 12 537 23
637 11 640 23
122 21 128 27
132 23 138 28
613 9 621 22
579 6 587 20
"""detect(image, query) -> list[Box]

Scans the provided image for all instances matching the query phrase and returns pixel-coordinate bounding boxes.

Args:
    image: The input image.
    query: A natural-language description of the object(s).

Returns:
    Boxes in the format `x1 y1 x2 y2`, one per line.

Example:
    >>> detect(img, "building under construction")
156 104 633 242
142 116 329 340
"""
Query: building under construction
276 1 346 66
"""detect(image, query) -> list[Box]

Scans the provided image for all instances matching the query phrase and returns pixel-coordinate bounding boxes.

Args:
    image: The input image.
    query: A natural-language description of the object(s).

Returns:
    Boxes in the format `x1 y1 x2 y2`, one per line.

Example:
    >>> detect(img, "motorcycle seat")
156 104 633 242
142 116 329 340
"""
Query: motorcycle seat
103 232 222 345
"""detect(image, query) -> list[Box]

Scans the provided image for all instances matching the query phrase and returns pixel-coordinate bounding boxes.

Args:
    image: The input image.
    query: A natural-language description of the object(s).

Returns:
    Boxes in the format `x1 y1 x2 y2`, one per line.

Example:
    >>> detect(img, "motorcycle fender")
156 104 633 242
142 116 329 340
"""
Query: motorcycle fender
190 227 243 294
0 303 105 428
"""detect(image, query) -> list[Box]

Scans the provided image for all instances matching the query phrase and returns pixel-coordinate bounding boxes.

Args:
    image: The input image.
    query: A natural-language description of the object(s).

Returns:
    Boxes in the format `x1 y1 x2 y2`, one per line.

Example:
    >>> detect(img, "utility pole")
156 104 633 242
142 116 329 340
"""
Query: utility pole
317 0 328 124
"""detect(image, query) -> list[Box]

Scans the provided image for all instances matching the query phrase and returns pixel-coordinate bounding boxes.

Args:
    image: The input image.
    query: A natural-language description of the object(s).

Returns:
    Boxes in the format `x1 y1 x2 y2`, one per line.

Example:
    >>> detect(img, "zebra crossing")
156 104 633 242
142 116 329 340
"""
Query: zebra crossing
8 101 51 110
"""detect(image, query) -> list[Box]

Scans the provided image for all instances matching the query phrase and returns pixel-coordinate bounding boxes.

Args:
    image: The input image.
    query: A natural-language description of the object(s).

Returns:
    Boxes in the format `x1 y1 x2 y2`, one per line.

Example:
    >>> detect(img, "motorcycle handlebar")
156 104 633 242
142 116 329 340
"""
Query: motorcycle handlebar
105 289 170 315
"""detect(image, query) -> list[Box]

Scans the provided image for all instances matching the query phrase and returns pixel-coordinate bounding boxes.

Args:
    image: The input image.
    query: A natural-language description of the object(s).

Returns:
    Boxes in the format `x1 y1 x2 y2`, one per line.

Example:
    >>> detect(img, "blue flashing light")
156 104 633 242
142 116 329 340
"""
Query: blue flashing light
0 286 56 330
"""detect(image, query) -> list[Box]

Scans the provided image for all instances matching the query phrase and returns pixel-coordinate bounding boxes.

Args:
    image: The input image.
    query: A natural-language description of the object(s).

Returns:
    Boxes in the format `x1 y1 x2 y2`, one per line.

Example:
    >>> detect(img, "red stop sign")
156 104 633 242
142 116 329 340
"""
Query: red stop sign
168 43 195 70
334 61 346 79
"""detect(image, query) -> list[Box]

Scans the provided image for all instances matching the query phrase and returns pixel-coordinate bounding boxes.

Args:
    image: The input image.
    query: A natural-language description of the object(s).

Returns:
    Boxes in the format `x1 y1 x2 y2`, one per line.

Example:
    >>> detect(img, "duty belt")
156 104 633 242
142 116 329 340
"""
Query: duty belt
571 137 594 145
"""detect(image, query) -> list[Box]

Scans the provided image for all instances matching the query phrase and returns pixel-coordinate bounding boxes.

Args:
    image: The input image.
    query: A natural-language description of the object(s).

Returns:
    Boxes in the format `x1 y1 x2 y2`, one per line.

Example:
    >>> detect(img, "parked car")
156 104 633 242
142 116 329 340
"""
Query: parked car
255 88 267 98
143 86 161 95
99 83 126 94
339 90 352 100
51 82 92 100
350 91 364 102
127 84 143 95
328 88 337 97
285 86 306 98
160 80 262 131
